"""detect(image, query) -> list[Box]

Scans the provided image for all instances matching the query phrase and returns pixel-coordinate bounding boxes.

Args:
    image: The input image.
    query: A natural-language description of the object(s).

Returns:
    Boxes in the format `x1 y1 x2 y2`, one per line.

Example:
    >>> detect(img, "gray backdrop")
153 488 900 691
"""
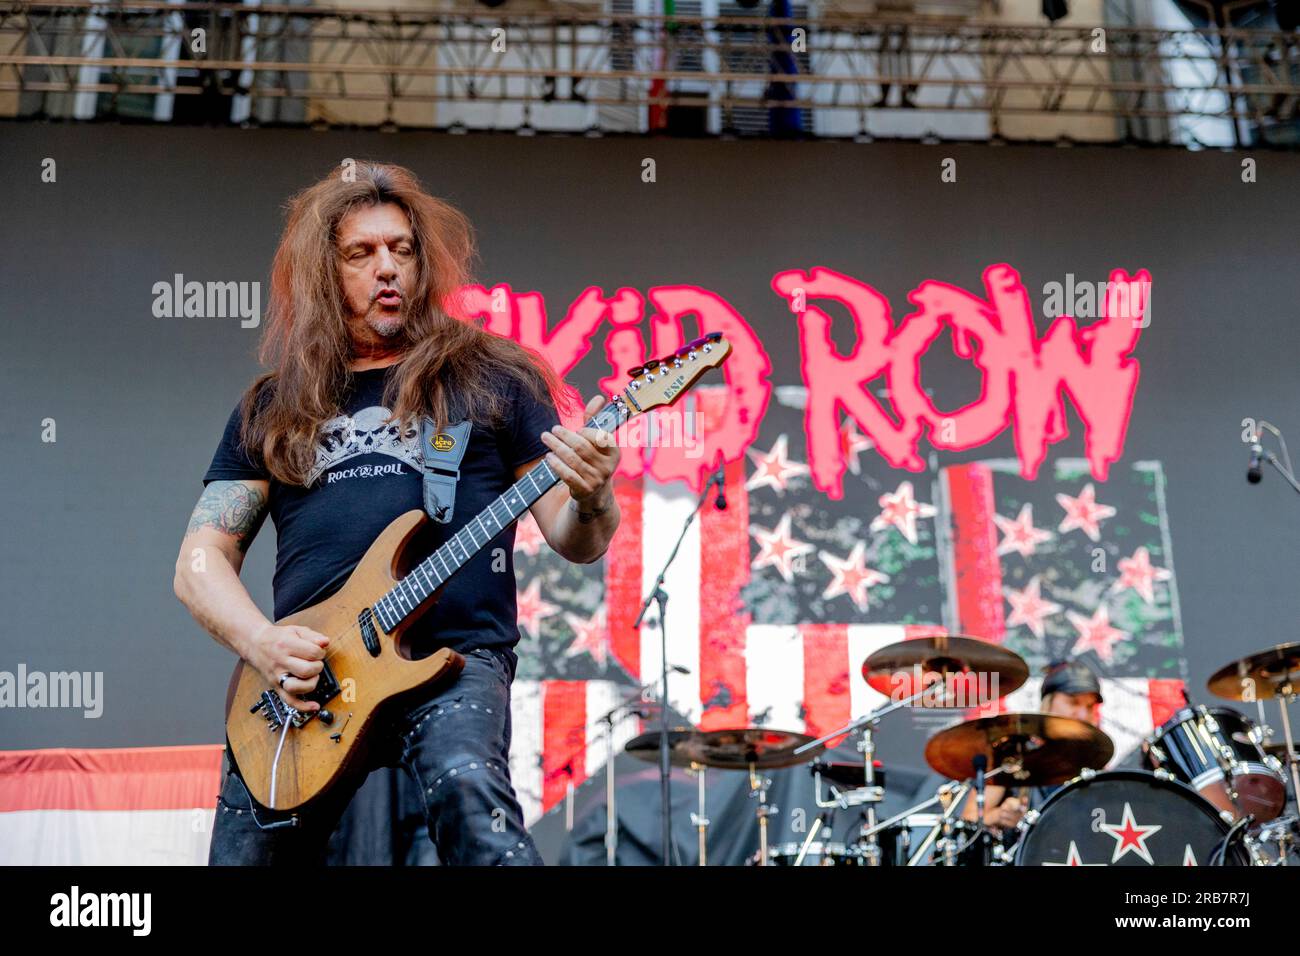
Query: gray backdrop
1 124 1298 761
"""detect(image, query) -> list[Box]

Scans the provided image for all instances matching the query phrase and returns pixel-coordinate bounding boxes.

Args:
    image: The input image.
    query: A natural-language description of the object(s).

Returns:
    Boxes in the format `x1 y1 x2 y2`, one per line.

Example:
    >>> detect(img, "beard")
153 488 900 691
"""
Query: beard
365 311 405 338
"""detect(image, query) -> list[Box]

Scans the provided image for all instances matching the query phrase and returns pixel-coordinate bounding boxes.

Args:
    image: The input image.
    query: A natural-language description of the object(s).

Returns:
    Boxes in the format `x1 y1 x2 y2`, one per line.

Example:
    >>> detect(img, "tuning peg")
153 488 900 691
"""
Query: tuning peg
704 331 722 343
627 366 644 378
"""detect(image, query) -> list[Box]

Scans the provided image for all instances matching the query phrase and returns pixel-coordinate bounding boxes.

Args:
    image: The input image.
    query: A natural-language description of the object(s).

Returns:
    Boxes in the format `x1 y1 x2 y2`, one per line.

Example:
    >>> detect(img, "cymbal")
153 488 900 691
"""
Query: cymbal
863 635 1029 704
925 712 1114 787
1208 643 1300 701
625 727 823 770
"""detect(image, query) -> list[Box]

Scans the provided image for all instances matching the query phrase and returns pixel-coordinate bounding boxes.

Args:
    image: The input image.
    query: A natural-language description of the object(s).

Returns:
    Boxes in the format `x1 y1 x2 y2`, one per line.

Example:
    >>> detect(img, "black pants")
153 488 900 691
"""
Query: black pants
208 647 544 866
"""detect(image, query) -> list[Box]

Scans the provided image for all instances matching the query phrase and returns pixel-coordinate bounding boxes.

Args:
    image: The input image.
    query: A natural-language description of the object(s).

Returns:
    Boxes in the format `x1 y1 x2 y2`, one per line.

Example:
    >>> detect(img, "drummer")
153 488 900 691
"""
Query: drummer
961 659 1103 832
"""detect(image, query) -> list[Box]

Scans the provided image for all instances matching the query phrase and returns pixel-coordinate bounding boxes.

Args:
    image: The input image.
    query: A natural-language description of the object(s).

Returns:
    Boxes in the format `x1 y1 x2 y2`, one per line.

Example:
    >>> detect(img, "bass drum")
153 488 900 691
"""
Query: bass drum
1013 770 1250 866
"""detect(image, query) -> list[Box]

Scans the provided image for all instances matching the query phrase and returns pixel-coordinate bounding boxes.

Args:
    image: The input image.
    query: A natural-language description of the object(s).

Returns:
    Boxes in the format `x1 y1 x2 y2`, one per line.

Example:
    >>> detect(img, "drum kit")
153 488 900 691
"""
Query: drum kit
619 635 1300 866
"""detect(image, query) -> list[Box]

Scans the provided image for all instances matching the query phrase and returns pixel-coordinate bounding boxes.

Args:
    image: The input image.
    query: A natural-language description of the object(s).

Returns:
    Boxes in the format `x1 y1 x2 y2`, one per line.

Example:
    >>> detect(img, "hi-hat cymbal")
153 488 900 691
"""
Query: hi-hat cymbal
863 635 1028 704
925 712 1114 787
1208 643 1300 701
625 727 823 770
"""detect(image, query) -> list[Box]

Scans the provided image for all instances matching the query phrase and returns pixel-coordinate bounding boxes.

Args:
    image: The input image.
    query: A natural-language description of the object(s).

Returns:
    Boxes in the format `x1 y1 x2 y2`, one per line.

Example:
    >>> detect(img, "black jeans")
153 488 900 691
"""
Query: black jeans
208 646 544 866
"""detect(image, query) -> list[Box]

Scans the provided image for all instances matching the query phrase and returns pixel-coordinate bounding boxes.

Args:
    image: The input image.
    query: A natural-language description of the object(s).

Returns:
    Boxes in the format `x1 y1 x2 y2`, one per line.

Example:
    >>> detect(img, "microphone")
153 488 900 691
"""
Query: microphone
1248 442 1264 484
711 461 727 511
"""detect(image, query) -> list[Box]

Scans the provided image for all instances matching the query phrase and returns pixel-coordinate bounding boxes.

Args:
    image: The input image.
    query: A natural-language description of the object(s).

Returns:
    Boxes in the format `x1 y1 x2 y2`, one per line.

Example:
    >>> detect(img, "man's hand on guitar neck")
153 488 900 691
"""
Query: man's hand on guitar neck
527 393 622 564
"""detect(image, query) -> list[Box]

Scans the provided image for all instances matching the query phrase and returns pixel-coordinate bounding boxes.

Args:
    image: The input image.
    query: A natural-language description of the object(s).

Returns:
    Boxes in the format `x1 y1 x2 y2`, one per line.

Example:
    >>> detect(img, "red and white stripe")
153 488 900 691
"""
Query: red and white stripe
0 745 223 865
508 679 643 827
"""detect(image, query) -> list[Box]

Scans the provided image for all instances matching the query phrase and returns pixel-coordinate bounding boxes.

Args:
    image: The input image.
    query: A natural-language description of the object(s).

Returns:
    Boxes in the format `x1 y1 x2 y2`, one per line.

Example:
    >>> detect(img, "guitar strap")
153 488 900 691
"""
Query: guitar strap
417 418 473 524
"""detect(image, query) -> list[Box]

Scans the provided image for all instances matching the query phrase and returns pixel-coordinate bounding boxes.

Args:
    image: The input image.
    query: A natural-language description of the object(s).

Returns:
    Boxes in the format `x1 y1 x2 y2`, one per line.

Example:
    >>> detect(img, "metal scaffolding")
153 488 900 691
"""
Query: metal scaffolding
1 0 1297 144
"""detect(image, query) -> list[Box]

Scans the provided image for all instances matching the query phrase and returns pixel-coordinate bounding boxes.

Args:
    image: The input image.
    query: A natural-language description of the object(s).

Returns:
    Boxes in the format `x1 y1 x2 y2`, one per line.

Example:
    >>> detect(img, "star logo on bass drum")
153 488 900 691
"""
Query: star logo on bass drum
1041 840 1104 866
1098 802 1163 864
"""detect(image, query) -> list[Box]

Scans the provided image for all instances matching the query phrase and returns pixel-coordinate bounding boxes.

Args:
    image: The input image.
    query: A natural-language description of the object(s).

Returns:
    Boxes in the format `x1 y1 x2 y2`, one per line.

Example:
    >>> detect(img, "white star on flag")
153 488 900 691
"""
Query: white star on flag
870 480 937 545
1004 576 1063 639
563 609 609 668
745 434 811 495
1112 546 1172 605
513 511 547 557
516 578 560 641
1183 844 1198 866
1099 802 1162 864
1056 483 1117 542
840 420 875 475
1067 605 1129 663
993 504 1054 558
818 541 890 612
1042 840 1103 866
750 512 816 583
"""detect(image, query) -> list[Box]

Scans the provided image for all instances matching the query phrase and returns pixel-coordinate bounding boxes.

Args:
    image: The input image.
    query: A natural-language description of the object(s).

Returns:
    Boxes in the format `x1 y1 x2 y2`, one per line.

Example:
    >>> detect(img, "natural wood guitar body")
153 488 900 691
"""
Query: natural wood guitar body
224 509 464 811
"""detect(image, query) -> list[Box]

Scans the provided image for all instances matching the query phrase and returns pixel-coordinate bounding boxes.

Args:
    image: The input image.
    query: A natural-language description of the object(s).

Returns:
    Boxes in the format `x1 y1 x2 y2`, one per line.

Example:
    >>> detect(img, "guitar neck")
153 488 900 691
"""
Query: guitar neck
371 404 622 634
370 458 560 634
370 331 729 634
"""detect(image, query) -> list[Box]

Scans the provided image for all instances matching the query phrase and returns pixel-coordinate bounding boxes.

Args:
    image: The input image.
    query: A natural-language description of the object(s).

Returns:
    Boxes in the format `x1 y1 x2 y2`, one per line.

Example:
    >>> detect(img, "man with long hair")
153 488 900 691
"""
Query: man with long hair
173 162 621 865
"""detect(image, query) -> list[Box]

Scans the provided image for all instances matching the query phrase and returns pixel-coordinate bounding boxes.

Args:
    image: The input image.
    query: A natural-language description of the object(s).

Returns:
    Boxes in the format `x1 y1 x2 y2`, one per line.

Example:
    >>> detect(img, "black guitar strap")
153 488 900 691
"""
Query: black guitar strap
418 418 473 523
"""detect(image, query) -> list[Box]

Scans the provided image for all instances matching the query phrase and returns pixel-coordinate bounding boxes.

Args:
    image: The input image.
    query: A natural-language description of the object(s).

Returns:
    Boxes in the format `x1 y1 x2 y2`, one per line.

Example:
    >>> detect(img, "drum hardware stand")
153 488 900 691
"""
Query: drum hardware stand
1273 679 1300 819
792 808 837 866
748 765 777 866
907 781 976 866
688 762 709 866
796 681 948 866
852 779 979 866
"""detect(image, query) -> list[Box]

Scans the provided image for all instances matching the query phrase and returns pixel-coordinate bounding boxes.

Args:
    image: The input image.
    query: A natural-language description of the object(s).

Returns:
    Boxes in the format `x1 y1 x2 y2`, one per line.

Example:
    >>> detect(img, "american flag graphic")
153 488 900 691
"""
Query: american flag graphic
508 387 1186 826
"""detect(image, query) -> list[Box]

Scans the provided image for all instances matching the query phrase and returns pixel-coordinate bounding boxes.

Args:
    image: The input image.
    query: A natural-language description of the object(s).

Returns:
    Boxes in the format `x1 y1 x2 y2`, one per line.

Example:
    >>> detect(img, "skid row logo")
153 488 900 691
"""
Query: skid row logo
464 262 1149 496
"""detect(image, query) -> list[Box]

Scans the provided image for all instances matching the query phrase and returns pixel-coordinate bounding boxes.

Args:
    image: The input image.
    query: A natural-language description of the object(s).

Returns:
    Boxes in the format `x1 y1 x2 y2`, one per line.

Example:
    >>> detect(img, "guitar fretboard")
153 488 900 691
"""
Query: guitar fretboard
371 402 624 633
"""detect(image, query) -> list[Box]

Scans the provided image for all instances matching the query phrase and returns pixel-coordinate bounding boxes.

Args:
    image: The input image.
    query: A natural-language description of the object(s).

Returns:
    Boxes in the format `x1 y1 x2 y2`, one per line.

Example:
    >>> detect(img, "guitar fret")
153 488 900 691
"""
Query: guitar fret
416 564 435 592
433 549 453 579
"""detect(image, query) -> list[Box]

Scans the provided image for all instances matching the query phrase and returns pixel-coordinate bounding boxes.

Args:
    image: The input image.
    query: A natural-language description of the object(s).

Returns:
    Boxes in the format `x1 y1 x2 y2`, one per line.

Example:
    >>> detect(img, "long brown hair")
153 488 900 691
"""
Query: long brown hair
240 161 568 486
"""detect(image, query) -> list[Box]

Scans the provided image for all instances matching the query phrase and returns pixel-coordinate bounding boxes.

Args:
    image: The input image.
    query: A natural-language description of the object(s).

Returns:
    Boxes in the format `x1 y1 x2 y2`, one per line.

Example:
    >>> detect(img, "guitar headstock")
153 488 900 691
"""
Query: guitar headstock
588 332 731 432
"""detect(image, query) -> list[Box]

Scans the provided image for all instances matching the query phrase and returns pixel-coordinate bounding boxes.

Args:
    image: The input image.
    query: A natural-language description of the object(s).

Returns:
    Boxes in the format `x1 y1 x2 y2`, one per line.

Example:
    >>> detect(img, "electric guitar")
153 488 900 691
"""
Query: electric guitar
225 332 732 811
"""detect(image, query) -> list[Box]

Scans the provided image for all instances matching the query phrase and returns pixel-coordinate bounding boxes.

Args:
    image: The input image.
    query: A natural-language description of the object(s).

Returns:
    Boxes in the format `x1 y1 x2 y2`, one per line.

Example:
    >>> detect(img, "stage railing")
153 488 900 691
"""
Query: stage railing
1 0 1297 143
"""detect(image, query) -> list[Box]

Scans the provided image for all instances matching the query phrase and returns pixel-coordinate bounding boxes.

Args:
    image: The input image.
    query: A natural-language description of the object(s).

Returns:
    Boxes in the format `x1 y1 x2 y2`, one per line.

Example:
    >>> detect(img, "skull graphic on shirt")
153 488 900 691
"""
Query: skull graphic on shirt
307 405 422 485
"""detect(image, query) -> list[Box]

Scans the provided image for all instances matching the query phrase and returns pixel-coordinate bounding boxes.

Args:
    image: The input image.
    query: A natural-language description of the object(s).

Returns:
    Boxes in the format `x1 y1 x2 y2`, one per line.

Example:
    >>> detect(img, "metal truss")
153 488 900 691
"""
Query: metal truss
1 0 1297 143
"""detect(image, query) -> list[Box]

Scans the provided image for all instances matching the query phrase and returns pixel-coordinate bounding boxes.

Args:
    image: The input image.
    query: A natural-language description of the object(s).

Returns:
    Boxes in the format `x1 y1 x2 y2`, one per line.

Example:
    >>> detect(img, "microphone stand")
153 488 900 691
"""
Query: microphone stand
632 471 722 866
1253 421 1300 494
1248 421 1300 817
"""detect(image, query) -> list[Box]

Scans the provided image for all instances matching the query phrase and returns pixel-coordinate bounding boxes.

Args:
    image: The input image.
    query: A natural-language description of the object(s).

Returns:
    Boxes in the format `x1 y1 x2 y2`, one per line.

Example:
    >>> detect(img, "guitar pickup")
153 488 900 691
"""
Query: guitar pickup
358 607 381 657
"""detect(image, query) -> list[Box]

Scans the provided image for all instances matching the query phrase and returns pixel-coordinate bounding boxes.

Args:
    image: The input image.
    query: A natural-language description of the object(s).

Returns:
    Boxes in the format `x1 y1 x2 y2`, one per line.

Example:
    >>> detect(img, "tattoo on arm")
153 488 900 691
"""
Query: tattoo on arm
187 481 269 552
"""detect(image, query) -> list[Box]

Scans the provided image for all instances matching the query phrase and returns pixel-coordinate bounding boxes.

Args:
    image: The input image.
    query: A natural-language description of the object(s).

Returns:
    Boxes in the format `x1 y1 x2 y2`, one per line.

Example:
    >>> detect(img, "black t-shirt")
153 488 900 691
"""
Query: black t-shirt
202 364 559 666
